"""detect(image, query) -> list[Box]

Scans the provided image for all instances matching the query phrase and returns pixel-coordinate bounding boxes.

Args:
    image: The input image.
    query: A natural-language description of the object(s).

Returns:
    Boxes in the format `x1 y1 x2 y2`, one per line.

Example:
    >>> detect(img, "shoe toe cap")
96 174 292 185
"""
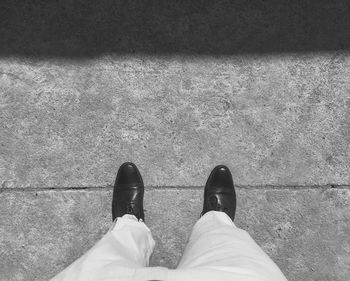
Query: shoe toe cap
207 165 234 189
115 162 143 186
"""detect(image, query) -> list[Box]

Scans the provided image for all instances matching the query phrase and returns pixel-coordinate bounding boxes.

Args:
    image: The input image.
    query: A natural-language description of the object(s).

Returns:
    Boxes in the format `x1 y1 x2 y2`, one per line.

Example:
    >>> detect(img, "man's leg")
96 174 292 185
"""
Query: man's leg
169 165 288 281
51 162 154 281
174 211 287 281
50 214 155 281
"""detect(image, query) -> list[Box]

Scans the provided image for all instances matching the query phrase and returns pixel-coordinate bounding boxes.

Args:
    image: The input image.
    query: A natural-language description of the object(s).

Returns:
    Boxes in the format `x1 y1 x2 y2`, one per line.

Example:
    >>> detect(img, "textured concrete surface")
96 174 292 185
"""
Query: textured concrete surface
1 54 350 188
0 187 349 281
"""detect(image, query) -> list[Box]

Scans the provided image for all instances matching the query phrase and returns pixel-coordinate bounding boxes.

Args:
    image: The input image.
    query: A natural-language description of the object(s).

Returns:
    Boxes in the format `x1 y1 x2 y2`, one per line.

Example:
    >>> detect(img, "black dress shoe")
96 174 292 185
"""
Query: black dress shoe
112 162 145 221
201 165 236 221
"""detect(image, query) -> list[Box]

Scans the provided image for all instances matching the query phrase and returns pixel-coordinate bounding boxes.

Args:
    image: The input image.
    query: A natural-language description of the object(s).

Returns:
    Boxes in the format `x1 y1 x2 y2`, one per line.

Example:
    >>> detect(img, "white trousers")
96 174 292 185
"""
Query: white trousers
50 211 288 281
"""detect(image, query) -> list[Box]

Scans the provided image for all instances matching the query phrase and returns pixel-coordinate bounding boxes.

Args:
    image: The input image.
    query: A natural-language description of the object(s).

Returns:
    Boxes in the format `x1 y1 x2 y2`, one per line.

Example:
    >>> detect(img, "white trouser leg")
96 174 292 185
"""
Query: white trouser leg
50 214 155 281
169 211 288 281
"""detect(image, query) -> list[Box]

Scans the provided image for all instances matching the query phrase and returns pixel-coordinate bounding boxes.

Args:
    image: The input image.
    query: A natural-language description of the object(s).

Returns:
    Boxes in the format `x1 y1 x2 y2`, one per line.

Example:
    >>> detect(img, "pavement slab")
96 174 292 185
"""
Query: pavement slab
1 187 349 281
1 54 350 188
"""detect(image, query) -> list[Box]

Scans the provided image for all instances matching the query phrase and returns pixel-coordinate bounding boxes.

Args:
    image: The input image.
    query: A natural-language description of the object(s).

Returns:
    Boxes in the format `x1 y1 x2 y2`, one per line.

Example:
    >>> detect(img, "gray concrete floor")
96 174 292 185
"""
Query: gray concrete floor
1 187 349 281
1 53 350 281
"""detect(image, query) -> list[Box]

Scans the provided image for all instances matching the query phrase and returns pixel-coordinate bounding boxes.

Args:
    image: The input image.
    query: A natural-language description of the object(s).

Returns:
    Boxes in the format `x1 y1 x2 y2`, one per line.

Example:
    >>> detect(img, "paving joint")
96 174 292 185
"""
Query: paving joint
1 184 350 193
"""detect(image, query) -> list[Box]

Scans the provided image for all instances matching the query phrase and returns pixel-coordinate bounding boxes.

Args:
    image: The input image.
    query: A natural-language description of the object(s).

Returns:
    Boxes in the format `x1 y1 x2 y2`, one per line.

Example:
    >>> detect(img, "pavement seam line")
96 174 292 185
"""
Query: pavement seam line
1 184 350 193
